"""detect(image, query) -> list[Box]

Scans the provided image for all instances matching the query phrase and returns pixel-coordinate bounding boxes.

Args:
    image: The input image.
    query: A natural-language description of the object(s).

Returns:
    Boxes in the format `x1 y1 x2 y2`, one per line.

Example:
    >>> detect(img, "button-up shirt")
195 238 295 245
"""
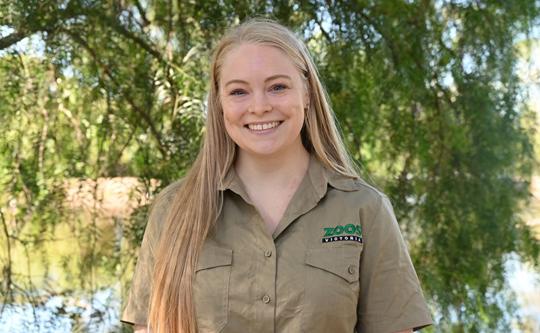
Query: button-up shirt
122 155 433 332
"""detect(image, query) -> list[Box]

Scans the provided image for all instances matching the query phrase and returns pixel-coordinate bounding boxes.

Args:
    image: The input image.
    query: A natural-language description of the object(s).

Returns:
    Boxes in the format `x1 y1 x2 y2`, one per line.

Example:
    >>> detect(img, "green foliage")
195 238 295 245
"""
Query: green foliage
0 0 539 331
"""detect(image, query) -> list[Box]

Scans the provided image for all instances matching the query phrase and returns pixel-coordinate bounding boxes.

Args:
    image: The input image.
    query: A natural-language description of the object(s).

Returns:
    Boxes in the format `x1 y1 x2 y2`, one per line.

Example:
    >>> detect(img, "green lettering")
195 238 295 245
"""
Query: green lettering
345 224 356 234
355 225 362 236
333 225 344 235
323 228 335 237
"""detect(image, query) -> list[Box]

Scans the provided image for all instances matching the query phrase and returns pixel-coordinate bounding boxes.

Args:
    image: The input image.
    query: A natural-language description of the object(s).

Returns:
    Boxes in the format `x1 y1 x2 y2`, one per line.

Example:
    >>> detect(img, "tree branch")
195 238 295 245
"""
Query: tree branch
0 3 88 51
98 15 167 65
0 209 13 316
133 0 151 27
0 30 29 50
65 29 169 158
311 11 333 43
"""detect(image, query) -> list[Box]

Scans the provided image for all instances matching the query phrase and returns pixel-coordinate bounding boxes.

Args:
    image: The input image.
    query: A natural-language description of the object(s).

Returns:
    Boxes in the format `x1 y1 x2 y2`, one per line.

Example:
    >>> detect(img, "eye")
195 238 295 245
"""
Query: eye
230 89 246 96
270 84 288 92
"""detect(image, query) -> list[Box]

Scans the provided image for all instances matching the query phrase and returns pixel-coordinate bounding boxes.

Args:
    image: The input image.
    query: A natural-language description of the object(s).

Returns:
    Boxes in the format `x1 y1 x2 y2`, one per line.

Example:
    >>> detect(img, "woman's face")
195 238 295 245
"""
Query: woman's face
219 43 308 159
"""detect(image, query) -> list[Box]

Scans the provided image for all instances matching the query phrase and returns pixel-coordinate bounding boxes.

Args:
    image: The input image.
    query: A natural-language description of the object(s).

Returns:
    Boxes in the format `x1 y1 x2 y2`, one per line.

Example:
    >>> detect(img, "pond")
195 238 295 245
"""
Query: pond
0 177 147 333
0 288 122 333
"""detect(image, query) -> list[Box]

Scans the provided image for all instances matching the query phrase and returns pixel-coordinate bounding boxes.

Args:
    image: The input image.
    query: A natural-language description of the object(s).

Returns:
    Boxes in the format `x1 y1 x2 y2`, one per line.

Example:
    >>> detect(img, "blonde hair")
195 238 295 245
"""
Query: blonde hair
148 17 359 333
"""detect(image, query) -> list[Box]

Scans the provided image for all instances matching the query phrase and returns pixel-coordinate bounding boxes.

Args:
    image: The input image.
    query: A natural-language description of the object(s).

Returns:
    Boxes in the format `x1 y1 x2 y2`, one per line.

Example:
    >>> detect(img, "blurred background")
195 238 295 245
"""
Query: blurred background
0 0 539 332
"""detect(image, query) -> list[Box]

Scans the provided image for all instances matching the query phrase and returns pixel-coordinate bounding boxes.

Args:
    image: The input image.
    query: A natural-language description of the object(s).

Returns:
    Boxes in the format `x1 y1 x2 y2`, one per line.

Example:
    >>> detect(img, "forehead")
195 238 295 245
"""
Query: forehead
219 43 301 83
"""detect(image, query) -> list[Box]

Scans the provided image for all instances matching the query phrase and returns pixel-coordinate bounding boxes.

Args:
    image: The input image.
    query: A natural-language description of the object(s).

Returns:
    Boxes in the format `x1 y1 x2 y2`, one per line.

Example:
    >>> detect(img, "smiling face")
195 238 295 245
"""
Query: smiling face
218 43 309 160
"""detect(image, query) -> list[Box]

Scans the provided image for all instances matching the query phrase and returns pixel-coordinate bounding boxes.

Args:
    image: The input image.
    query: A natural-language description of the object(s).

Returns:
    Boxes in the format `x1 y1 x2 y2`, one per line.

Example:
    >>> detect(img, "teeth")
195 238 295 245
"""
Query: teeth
247 121 281 131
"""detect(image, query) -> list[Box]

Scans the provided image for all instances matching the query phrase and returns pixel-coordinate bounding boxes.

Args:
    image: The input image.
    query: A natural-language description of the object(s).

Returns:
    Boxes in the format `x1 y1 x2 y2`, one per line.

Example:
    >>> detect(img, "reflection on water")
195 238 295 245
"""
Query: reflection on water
0 288 121 333
0 177 150 333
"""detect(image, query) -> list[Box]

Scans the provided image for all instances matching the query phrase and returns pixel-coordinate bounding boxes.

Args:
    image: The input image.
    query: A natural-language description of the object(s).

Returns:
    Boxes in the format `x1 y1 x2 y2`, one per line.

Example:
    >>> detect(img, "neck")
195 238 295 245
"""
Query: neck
235 142 310 190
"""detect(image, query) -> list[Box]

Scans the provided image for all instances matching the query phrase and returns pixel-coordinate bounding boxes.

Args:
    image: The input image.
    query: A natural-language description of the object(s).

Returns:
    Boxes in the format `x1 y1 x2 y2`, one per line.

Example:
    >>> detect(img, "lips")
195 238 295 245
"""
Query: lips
245 121 283 131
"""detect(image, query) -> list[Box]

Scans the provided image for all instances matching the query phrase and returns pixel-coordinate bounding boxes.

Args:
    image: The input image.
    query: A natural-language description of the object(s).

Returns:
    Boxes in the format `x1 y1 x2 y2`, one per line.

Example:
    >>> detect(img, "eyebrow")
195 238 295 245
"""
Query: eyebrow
224 74 293 88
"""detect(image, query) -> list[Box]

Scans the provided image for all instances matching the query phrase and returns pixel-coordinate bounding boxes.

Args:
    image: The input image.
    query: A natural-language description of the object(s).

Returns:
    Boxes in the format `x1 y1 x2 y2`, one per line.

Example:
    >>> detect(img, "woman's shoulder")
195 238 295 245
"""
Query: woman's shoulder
326 171 387 204
143 178 185 244
153 178 185 205
324 173 398 238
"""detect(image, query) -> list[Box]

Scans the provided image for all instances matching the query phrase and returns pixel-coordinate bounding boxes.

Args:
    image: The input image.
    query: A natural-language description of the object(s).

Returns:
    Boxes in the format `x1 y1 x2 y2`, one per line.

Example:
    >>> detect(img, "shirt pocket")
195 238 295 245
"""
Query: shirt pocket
194 243 233 333
302 246 362 333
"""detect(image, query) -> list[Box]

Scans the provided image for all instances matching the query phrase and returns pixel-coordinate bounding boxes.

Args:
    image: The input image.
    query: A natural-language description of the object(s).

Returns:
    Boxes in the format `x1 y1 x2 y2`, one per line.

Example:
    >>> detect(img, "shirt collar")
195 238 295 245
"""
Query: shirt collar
218 154 359 199
218 163 252 204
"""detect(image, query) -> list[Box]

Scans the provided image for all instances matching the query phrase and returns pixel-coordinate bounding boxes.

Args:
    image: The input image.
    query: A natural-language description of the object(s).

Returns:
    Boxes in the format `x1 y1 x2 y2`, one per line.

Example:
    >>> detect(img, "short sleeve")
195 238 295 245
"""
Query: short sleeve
121 181 181 326
356 195 433 333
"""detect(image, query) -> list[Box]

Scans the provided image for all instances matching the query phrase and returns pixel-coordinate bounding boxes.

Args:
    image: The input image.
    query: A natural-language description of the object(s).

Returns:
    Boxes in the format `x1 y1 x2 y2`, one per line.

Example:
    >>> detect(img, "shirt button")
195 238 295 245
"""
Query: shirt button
348 265 357 275
262 294 271 304
264 250 272 257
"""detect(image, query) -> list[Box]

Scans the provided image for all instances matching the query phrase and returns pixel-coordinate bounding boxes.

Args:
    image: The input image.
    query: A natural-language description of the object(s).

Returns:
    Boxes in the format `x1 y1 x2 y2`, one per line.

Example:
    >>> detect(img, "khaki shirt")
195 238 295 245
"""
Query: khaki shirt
122 155 433 332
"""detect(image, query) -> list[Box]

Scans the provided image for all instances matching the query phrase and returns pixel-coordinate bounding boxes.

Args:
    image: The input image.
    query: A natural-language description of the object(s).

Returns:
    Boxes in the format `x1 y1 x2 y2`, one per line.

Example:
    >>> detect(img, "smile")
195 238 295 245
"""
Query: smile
245 121 283 131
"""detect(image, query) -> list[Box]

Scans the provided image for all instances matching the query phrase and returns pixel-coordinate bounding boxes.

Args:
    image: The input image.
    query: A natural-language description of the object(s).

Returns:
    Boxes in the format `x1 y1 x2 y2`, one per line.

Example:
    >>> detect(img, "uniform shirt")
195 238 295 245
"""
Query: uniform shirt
121 155 433 332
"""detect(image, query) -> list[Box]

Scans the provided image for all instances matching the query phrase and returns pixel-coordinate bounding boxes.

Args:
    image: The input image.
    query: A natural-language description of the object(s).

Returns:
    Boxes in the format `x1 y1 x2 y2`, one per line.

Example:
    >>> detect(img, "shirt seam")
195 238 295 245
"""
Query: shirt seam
364 193 386 240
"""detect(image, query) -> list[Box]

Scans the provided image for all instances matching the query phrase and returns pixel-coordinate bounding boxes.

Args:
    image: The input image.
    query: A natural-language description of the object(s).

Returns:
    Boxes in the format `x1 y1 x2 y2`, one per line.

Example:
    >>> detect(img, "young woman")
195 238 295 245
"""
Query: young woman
121 18 433 333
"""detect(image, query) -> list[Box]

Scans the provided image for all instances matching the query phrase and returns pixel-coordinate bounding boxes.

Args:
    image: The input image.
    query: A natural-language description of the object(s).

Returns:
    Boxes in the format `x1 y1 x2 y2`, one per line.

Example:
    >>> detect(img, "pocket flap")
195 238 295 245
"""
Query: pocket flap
196 244 233 272
305 247 360 283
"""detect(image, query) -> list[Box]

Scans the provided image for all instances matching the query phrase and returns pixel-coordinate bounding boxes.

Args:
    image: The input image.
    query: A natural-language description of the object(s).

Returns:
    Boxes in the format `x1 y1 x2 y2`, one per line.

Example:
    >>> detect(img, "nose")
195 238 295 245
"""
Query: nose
249 91 272 115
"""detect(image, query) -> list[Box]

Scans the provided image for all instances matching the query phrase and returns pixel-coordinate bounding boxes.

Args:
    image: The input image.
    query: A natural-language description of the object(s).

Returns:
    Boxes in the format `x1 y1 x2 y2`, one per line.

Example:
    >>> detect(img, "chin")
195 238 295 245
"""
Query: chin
237 143 283 157
247 148 281 157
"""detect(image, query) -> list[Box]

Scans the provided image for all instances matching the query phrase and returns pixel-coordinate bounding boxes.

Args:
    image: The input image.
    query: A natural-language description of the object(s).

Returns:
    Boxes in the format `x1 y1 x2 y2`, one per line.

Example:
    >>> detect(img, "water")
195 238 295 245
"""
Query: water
0 288 122 333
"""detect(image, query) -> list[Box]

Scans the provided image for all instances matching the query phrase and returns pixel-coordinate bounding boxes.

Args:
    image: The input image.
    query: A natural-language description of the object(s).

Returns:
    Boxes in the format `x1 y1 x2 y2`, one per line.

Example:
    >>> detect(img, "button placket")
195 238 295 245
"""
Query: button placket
251 215 277 333
259 245 275 308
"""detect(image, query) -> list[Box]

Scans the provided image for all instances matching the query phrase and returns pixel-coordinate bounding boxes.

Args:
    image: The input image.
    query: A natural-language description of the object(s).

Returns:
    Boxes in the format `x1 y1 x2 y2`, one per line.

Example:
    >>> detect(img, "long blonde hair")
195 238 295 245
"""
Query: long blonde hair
148 17 359 333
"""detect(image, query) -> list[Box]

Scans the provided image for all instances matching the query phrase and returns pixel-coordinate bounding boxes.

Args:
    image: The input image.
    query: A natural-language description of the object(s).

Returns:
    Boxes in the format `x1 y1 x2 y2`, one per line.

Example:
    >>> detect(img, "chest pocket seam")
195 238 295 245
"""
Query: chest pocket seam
196 245 233 271
305 246 361 283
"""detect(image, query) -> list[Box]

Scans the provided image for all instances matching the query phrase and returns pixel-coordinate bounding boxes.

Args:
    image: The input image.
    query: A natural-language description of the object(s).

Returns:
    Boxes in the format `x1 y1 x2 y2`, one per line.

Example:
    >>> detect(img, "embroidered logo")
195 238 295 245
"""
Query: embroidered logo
321 224 363 244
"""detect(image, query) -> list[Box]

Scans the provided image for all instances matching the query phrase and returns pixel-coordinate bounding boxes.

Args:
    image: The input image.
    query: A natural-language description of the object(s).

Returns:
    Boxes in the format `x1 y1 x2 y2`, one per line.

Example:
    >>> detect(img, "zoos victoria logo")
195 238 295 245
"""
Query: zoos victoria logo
321 224 363 244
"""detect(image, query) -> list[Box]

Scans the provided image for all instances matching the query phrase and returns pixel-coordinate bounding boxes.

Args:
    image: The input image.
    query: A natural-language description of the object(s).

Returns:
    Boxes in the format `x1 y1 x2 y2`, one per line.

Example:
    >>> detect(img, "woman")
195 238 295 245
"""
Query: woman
121 18 433 333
